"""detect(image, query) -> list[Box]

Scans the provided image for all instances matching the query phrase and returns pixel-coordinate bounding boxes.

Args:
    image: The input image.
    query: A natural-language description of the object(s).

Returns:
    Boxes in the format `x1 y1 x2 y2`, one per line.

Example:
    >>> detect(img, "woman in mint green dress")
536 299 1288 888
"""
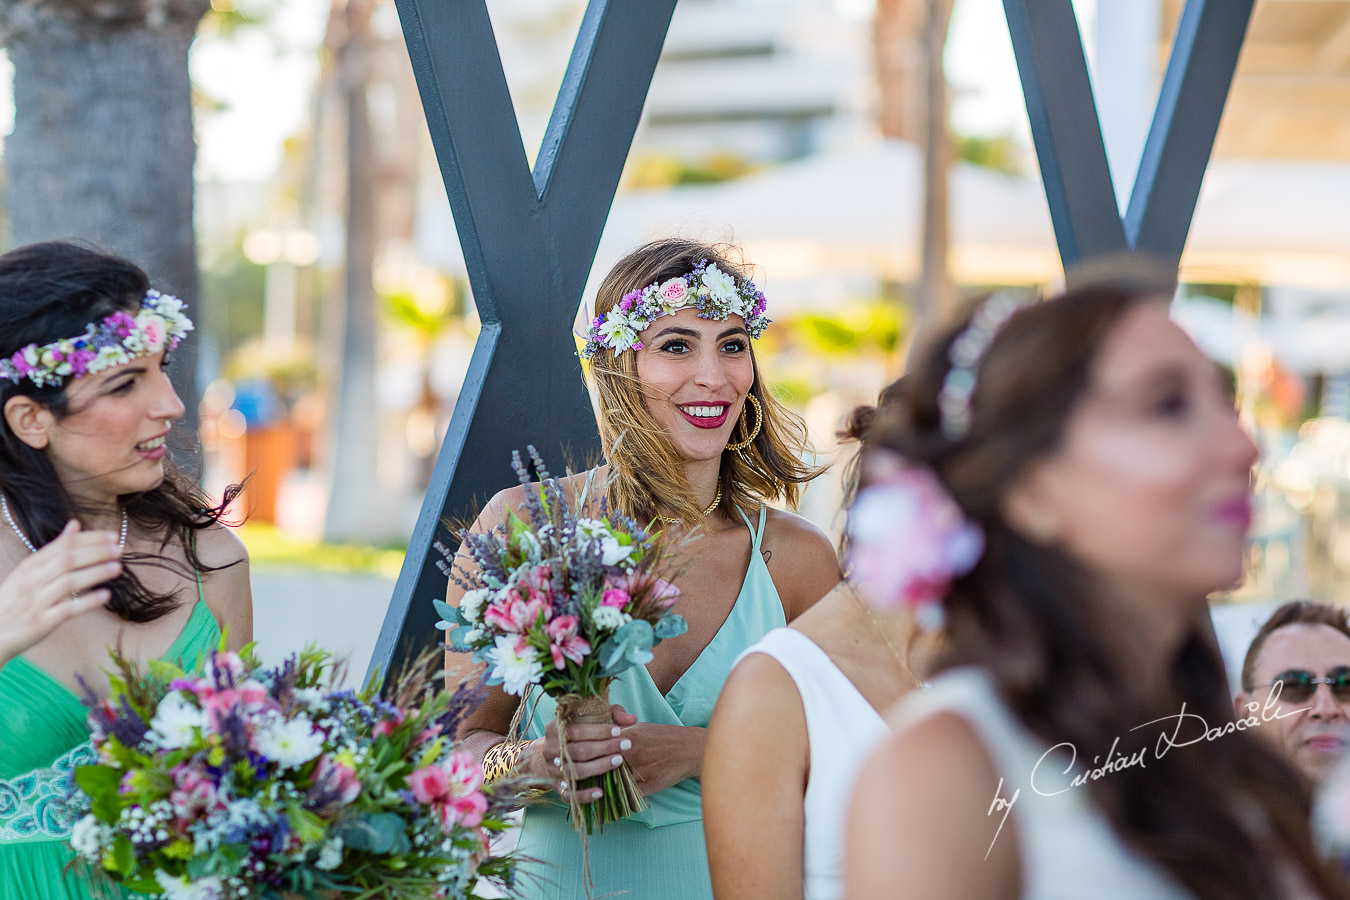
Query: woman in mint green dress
0 242 252 899
444 238 843 899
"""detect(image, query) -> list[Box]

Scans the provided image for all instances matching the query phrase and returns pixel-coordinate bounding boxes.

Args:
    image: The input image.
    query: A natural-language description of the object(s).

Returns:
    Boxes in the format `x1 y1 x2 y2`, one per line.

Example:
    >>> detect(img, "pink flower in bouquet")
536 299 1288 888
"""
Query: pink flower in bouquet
516 564 554 604
610 572 681 610
372 712 402 744
213 651 247 683
409 751 487 830
600 588 631 609
483 591 550 633
846 465 984 618
312 754 362 806
545 615 591 669
169 766 223 829
415 724 443 745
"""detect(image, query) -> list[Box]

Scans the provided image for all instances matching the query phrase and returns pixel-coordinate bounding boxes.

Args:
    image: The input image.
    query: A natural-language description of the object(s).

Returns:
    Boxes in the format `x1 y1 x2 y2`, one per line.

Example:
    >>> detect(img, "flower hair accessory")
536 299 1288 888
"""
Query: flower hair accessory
937 292 1031 440
846 463 984 631
579 259 771 359
0 289 193 389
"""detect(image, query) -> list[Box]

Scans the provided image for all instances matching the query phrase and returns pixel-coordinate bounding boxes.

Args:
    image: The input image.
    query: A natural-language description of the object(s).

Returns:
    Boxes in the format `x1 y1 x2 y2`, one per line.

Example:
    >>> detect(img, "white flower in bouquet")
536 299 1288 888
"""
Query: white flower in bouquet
147 691 207 750
513 528 544 563
576 518 634 566
592 605 632 632
316 837 345 871
69 814 112 859
292 687 327 709
155 870 225 900
459 588 490 624
253 713 324 770
485 634 545 696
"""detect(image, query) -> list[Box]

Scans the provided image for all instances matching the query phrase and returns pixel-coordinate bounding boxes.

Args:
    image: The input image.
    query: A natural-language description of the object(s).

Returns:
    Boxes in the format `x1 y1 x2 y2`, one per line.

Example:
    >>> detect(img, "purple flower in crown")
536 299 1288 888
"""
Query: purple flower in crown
847 463 984 628
67 347 97 377
106 310 137 338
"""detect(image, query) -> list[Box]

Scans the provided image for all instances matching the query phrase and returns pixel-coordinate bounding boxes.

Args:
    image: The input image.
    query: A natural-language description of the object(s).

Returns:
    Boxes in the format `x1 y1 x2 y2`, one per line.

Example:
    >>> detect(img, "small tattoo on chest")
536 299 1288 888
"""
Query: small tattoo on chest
761 549 772 563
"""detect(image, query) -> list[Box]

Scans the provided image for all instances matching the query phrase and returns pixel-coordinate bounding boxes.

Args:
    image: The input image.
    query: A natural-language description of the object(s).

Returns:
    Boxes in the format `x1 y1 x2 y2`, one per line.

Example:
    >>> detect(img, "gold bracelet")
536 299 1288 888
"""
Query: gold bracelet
482 740 531 786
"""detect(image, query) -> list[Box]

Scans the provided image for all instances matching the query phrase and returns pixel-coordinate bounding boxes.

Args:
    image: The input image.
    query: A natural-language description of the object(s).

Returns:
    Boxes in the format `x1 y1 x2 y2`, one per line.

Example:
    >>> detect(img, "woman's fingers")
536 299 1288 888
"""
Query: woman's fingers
41 588 112 624
556 780 604 802
20 529 121 589
563 722 626 743
610 704 639 727
44 560 122 608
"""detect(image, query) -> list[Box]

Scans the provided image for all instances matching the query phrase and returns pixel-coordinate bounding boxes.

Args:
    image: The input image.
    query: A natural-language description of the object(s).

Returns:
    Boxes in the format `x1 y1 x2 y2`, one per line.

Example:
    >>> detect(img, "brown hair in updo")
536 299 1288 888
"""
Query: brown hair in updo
862 274 1349 900
585 238 823 525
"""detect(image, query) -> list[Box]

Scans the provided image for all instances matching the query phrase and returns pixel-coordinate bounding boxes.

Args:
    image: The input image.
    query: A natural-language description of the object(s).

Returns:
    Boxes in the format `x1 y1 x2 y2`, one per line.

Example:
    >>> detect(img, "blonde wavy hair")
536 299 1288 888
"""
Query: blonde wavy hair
585 238 823 525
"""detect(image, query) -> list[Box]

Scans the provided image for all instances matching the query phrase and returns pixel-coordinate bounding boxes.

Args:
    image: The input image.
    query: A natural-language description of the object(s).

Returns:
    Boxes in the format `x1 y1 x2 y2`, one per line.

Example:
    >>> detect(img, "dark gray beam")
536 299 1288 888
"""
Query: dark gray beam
1001 0 1254 272
369 0 677 686
1002 0 1127 266
1125 0 1256 266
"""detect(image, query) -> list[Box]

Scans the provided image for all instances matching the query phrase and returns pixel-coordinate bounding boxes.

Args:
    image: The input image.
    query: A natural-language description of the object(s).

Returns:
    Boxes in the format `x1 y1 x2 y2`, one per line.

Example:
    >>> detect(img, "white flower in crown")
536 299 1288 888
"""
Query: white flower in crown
598 316 640 354
94 345 128 373
701 263 738 303
135 311 170 354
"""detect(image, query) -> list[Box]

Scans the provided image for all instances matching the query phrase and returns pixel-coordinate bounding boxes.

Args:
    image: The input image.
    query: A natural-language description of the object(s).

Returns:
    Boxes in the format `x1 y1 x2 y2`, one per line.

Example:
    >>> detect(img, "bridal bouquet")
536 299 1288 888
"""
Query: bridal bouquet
64 647 517 900
435 447 688 834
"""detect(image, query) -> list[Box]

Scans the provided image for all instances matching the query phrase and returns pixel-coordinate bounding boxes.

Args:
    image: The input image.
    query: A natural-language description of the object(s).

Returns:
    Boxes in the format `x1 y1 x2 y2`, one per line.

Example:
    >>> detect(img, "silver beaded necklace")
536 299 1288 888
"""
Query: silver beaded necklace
1 491 127 553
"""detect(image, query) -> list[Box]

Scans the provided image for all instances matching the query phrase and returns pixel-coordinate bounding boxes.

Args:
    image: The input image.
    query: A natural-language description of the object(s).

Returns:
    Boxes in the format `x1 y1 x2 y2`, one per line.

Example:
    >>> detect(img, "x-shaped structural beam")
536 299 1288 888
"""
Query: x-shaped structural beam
1003 0 1255 272
368 0 678 684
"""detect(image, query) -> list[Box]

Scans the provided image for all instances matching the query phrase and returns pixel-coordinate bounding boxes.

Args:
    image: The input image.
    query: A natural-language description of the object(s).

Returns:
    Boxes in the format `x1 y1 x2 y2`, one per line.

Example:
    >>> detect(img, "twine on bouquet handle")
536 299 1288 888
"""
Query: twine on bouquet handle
556 692 611 900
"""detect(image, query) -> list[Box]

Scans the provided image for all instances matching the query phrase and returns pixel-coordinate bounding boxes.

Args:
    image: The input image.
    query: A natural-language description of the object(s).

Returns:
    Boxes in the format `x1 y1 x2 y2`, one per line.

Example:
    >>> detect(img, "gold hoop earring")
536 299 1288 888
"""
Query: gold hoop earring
726 394 762 452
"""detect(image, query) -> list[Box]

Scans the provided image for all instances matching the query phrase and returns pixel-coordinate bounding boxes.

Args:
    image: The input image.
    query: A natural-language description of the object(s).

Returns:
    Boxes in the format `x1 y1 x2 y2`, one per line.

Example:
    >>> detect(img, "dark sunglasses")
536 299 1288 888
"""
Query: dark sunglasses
1263 667 1350 703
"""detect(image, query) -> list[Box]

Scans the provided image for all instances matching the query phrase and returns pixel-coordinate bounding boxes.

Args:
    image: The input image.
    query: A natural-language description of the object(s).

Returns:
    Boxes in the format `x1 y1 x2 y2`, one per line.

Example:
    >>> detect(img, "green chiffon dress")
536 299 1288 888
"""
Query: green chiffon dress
0 594 221 900
514 506 786 900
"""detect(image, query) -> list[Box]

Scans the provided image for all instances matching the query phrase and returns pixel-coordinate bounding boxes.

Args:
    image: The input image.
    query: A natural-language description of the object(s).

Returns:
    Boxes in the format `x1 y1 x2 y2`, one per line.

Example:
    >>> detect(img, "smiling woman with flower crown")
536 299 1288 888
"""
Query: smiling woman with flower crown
442 238 842 899
0 241 252 900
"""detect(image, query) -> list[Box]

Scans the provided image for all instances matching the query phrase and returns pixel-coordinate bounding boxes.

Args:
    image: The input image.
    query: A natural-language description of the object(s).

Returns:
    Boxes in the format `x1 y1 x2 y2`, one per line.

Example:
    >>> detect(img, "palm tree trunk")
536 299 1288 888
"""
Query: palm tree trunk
321 0 382 543
915 0 956 337
0 1 210 449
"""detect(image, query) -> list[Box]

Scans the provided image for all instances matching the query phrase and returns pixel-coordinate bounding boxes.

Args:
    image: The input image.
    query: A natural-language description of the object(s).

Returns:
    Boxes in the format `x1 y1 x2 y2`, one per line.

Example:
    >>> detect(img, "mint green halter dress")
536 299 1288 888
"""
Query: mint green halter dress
514 507 786 899
0 591 221 900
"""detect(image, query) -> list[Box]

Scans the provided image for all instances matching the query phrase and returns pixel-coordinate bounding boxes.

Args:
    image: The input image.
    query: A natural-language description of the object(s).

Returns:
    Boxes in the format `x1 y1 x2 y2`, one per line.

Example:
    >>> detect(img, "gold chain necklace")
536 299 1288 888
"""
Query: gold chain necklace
850 585 923 689
655 484 722 525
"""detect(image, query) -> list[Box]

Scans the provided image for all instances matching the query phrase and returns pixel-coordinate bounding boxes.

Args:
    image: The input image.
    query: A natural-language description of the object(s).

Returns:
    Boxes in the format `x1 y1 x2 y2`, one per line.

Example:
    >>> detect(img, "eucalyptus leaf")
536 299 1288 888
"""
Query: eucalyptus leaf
598 619 655 677
653 613 688 641
432 598 457 624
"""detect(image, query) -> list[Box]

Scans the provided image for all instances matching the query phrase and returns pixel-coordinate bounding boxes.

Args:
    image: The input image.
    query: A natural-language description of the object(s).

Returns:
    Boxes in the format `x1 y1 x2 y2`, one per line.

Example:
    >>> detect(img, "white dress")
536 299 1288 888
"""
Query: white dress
734 627 890 900
889 666 1195 899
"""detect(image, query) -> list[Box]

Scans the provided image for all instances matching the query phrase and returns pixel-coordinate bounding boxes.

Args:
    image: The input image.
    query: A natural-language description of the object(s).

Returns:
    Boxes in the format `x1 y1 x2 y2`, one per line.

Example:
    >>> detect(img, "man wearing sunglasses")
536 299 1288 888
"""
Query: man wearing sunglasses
1235 600 1350 784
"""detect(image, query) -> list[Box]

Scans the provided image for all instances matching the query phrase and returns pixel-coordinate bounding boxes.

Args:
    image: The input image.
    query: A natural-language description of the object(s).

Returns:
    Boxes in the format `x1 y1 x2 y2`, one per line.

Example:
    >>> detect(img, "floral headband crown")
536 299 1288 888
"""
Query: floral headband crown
0 289 194 389
579 259 771 360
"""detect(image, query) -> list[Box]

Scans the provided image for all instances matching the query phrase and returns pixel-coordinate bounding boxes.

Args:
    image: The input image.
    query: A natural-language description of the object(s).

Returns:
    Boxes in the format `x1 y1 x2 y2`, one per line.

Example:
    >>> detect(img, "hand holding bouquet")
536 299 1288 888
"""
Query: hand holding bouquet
65 647 518 900
435 447 688 834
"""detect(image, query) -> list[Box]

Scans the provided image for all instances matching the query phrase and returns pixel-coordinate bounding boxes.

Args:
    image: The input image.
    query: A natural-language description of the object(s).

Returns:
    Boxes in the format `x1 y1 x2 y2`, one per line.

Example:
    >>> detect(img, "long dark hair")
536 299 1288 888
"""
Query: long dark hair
0 241 243 623
864 275 1349 899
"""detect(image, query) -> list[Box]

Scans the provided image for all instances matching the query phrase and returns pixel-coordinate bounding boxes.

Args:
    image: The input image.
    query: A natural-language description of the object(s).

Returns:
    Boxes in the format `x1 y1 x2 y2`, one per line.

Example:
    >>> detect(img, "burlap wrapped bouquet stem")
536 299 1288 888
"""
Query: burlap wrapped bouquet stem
555 688 648 835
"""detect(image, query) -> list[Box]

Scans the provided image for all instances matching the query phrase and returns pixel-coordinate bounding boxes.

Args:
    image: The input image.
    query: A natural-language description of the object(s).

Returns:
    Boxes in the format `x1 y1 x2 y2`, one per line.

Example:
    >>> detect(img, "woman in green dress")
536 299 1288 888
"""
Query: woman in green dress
442 238 843 899
0 241 252 899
